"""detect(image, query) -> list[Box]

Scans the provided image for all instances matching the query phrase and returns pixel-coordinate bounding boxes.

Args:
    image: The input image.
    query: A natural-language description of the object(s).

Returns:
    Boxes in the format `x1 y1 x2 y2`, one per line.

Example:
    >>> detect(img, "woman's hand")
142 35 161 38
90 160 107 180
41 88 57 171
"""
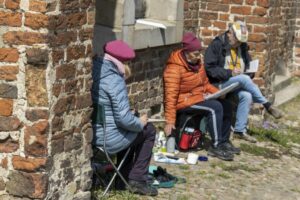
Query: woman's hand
164 123 175 136
139 114 148 127
232 68 241 76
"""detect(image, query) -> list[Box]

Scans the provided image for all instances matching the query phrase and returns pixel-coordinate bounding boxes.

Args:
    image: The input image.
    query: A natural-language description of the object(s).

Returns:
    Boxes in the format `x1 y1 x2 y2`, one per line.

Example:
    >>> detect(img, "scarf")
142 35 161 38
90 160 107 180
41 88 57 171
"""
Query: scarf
103 53 125 76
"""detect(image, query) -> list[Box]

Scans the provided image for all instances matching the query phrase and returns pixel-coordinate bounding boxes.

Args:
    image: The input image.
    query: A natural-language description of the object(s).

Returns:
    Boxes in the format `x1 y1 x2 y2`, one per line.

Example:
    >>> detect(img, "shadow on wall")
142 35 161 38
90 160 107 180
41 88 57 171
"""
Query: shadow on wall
93 0 118 56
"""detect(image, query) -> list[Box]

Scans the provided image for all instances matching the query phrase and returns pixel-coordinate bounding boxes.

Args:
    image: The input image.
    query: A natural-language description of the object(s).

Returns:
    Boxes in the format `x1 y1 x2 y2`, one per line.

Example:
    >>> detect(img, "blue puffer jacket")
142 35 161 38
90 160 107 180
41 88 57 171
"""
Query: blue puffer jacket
91 57 143 154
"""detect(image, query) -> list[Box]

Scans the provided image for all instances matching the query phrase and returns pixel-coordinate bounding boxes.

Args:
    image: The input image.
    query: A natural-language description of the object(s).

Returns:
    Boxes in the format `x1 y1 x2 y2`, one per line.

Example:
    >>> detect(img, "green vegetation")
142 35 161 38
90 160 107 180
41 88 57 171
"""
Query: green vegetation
218 172 231 179
240 143 281 159
91 189 139 200
178 165 190 170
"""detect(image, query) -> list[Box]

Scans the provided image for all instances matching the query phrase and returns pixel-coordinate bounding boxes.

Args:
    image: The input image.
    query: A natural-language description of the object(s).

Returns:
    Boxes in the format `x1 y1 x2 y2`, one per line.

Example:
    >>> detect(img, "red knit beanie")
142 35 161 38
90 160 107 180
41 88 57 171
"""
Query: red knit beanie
182 32 202 52
104 40 135 62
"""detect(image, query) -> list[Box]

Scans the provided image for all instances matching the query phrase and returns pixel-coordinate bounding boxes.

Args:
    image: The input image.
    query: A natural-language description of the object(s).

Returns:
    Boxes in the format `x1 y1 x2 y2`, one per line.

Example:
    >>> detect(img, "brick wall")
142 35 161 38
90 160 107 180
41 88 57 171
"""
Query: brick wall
294 1 300 71
195 0 299 100
0 0 94 199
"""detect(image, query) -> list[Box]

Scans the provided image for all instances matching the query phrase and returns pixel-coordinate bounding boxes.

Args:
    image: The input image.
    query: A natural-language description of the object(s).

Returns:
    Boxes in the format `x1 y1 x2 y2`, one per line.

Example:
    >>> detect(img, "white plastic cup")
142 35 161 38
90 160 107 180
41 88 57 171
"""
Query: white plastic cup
187 153 198 165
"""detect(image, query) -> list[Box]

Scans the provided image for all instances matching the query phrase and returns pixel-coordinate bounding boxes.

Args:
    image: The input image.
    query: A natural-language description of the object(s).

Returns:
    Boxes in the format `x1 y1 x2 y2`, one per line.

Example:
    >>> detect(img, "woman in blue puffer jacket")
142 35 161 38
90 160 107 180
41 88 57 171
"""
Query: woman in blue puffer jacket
91 40 157 196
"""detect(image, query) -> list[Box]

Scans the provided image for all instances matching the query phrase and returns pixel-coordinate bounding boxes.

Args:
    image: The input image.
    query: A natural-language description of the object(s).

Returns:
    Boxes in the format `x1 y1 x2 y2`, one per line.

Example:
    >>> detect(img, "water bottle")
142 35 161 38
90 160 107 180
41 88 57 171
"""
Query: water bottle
166 136 175 153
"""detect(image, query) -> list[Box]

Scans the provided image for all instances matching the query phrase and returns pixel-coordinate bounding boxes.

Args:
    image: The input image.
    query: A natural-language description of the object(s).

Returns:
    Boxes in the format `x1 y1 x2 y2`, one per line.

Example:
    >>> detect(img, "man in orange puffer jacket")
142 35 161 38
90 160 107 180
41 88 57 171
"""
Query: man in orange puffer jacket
163 32 239 161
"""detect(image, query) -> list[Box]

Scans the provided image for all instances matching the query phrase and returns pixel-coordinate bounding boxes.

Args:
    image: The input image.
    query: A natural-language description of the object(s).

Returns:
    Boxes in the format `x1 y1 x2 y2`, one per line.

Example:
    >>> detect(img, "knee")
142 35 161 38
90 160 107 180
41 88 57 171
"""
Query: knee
213 101 224 115
238 91 253 104
144 122 156 140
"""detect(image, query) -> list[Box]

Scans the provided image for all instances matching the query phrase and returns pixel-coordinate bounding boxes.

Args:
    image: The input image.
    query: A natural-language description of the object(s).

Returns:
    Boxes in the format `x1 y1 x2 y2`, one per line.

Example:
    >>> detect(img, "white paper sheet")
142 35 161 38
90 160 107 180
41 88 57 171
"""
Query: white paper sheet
245 59 259 73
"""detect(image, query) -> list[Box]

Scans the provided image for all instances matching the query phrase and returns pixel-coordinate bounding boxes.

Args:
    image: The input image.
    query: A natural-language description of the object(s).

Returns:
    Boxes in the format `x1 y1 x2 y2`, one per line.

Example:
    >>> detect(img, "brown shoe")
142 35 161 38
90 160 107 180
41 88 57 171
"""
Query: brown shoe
266 106 283 119
234 133 257 143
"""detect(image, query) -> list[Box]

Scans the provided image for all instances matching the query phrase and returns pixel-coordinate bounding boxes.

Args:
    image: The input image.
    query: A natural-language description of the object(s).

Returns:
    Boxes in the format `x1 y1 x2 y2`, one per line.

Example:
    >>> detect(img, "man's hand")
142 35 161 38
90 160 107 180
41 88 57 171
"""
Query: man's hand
164 123 175 136
139 114 148 127
232 68 241 76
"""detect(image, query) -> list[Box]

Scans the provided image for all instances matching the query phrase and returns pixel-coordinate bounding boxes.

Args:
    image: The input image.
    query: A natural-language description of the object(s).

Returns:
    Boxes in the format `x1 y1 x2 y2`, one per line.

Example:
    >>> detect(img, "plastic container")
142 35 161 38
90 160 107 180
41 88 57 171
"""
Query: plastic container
166 136 175 153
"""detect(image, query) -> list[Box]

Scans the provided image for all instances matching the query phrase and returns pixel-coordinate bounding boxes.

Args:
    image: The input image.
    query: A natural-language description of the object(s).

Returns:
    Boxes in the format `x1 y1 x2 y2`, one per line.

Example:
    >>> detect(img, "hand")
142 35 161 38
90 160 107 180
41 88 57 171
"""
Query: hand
139 114 148 127
232 68 241 76
164 123 175 136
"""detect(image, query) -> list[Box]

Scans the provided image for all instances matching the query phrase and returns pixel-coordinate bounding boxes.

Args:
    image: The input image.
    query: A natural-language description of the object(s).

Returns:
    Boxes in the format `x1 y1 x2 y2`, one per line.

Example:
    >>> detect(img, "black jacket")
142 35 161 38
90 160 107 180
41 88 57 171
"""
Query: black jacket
204 32 253 84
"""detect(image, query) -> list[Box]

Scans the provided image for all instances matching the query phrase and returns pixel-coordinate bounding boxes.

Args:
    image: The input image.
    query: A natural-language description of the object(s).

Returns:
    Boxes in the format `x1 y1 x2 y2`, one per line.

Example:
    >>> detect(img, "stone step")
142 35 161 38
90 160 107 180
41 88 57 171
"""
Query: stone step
274 77 300 106
274 75 292 92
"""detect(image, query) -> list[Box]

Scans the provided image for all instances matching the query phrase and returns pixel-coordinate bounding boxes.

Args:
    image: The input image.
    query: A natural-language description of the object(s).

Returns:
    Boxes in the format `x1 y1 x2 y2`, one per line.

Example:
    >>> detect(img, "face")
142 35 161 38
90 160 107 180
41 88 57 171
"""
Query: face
227 28 241 48
185 50 202 64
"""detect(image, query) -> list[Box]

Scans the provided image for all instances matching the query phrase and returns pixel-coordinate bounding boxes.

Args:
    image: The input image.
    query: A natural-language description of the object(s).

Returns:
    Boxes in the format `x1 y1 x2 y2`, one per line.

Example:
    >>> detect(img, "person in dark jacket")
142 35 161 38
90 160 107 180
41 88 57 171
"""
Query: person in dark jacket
91 40 157 196
164 32 239 161
205 21 283 143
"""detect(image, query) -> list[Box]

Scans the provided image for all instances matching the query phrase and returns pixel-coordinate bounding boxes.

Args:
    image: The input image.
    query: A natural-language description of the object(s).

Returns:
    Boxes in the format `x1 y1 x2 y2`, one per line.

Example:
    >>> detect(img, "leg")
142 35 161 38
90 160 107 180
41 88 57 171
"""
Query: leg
233 90 252 133
217 99 233 141
220 74 268 104
128 123 156 182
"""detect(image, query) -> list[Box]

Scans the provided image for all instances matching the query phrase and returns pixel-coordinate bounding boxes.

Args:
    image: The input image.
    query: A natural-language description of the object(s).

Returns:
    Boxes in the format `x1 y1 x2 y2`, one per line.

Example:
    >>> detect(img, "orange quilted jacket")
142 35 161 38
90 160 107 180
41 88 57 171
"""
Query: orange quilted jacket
163 50 219 125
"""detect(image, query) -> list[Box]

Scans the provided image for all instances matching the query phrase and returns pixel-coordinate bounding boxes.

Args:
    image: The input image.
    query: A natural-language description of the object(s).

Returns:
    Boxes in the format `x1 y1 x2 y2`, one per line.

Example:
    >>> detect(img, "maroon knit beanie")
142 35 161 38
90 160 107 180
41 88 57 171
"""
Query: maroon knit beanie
182 32 202 52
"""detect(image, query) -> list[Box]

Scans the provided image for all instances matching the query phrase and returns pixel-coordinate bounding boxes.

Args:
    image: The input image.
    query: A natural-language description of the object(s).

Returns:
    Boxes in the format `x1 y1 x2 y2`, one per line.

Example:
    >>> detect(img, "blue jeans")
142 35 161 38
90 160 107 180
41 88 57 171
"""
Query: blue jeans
220 74 268 133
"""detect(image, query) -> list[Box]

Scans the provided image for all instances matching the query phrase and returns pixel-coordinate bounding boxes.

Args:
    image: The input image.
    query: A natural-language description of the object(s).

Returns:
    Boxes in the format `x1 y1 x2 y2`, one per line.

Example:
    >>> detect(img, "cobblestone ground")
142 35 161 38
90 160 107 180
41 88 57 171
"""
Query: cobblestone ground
95 95 300 200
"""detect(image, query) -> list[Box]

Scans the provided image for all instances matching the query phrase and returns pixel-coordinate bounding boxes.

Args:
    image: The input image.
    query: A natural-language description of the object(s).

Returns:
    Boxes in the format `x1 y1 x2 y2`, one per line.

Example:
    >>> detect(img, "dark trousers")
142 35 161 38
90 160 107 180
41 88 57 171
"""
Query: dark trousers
178 99 232 147
117 122 156 183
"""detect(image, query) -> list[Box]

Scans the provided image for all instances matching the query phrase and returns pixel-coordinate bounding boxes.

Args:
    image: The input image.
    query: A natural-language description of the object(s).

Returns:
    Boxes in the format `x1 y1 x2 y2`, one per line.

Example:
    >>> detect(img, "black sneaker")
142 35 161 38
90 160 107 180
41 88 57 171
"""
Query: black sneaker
128 180 158 196
221 142 241 155
207 145 234 161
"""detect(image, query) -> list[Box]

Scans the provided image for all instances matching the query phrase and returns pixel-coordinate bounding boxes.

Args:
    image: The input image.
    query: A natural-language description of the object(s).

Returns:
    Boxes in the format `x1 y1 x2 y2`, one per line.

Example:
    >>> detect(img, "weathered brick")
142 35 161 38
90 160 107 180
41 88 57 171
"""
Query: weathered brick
26 109 49 122
6 171 48 199
26 48 49 65
253 26 269 33
248 33 267 42
24 121 48 157
60 0 80 11
26 65 48 107
0 83 18 99
253 7 267 16
199 11 218 20
0 137 19 153
29 0 48 13
67 45 86 61
0 0 4 7
12 156 47 172
231 0 243 4
231 6 252 15
75 93 92 109
79 28 93 41
49 12 87 30
0 99 13 116
213 21 227 29
5 0 20 10
0 48 19 62
246 16 268 24
0 116 21 131
207 3 229 12
0 65 19 81
25 13 49 30
51 116 64 133
53 95 75 115
219 13 229 21
246 0 255 5
56 64 76 80
52 49 64 65
64 80 78 94
49 31 77 46
3 31 47 45
0 157 8 169
257 0 270 8
0 12 22 27
52 83 62 97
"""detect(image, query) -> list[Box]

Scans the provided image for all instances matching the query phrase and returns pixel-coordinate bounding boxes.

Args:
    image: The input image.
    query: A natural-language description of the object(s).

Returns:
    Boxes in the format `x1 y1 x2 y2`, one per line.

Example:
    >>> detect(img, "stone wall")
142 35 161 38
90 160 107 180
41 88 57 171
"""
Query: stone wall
293 1 300 71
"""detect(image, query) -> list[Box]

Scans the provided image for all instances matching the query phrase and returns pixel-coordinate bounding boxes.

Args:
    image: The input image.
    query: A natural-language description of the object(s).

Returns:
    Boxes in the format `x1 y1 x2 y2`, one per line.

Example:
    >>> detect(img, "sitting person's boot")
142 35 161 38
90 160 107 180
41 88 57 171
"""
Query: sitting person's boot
128 180 158 196
266 105 283 119
207 145 234 161
221 141 241 154
234 132 257 143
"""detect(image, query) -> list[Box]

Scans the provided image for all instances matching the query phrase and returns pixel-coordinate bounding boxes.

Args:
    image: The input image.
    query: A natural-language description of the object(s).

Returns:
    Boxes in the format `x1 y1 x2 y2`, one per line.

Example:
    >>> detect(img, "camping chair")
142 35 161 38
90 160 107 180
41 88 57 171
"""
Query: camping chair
92 103 131 197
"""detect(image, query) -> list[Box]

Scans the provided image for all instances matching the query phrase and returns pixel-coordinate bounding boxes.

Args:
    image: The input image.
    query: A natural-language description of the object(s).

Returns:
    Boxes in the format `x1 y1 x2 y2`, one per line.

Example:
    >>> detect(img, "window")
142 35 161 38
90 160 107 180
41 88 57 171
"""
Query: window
93 0 183 53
